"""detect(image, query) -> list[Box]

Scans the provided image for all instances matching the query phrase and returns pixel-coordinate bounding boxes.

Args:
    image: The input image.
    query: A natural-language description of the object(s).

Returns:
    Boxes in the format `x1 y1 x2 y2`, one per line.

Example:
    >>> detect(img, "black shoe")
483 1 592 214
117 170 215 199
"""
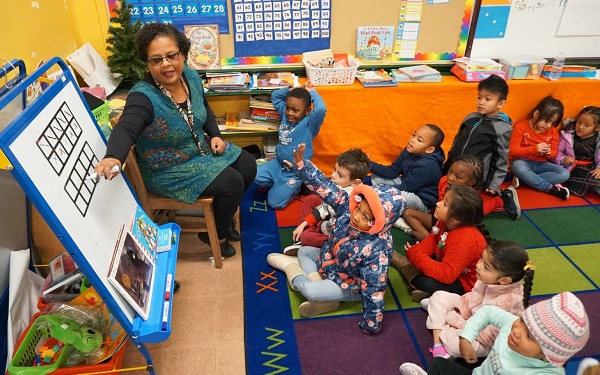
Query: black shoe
500 186 521 220
173 280 181 294
197 232 210 245
228 225 241 242
220 240 236 258
547 184 570 200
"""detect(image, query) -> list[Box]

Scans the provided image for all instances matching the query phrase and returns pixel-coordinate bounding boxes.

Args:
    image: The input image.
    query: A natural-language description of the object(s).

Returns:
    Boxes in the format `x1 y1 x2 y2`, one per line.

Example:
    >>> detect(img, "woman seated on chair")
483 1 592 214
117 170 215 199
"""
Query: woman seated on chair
93 23 256 258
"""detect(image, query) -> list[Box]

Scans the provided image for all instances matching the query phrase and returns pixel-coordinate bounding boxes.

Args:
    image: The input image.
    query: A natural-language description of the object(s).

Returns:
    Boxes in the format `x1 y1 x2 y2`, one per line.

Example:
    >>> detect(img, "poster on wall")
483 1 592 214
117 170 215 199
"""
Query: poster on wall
232 0 331 57
107 0 229 34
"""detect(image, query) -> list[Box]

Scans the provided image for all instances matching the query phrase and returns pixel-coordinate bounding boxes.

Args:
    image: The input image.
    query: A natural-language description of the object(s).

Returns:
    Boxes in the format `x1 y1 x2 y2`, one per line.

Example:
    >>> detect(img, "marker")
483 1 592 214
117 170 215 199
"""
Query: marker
161 301 170 331
86 165 120 180
164 273 173 301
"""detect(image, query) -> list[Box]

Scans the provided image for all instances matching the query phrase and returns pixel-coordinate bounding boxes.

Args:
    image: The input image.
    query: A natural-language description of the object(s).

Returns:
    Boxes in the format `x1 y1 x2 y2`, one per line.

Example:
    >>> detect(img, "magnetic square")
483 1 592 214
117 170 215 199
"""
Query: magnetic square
474 5 510 39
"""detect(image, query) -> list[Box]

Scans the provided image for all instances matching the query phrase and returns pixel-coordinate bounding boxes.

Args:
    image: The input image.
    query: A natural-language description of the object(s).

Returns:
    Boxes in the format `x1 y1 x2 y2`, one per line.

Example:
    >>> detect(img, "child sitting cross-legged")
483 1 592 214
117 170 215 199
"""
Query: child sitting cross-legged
395 184 491 303
370 124 445 230
399 291 590 375
284 148 371 255
423 240 535 360
266 143 406 335
401 154 520 242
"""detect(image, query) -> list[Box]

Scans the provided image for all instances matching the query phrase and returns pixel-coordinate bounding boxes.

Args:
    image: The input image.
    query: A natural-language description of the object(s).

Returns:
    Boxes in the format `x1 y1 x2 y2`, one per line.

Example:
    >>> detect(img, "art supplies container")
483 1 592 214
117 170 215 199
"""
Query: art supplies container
303 56 359 86
499 57 547 79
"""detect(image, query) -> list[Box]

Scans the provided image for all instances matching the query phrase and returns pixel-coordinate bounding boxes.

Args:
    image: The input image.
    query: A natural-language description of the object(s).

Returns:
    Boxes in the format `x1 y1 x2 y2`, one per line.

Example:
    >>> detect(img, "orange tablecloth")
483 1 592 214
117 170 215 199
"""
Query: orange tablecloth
311 76 600 175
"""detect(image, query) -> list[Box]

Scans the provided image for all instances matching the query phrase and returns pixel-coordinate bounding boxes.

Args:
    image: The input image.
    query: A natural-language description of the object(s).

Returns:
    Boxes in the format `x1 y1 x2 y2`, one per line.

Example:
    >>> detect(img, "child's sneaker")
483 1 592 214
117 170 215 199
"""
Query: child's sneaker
399 363 428 375
430 343 451 359
393 217 413 235
283 241 302 256
547 184 570 200
420 298 430 311
500 186 521 220
512 176 520 188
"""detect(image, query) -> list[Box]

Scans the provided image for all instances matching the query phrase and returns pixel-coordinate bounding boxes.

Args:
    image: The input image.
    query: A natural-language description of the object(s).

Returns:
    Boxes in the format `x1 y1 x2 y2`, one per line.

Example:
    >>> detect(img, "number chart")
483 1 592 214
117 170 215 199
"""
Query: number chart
232 0 331 57
125 0 229 34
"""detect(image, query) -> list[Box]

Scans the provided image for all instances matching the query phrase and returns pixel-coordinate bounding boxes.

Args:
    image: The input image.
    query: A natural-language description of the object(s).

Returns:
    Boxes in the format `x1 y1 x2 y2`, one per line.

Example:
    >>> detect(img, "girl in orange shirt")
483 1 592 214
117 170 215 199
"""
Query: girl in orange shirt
509 96 570 200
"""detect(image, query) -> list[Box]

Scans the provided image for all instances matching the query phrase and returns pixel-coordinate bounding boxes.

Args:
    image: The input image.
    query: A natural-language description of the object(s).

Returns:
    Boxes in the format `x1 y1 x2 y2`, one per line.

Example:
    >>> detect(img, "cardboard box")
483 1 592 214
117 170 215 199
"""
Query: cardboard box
451 65 506 82
499 57 547 80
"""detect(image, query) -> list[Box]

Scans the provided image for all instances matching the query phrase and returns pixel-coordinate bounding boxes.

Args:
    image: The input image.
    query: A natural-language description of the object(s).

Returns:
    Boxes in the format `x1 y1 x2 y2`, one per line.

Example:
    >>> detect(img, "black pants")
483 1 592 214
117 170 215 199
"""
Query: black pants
428 357 473 375
201 149 257 239
412 274 465 295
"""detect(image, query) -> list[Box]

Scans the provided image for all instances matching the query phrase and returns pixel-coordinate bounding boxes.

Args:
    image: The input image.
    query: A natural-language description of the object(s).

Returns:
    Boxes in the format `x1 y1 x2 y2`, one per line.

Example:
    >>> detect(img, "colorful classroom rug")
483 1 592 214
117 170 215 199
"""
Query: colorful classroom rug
240 183 600 375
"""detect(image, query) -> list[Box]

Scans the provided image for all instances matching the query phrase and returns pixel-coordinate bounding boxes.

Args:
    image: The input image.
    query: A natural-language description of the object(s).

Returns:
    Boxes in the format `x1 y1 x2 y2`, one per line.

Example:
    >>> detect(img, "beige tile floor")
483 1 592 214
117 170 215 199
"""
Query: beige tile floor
120 232 246 375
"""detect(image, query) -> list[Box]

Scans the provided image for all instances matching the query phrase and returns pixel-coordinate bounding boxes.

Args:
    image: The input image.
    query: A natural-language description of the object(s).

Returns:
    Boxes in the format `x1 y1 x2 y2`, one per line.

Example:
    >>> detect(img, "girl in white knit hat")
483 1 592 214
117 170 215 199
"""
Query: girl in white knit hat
400 291 590 375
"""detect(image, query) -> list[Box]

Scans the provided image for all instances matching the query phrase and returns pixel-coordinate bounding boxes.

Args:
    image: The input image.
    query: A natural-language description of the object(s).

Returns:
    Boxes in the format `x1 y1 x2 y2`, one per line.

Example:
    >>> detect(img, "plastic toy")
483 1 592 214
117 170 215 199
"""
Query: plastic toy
36 314 103 353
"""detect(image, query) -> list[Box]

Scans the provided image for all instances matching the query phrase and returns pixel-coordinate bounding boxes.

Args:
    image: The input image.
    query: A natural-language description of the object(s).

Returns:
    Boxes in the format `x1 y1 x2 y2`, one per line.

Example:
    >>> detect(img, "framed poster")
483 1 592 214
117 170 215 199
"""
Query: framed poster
184 25 221 70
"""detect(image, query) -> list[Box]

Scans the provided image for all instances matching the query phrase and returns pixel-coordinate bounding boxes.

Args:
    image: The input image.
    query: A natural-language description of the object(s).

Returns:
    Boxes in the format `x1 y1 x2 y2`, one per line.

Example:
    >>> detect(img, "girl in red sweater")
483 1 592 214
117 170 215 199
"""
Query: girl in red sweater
509 96 570 200
397 184 490 302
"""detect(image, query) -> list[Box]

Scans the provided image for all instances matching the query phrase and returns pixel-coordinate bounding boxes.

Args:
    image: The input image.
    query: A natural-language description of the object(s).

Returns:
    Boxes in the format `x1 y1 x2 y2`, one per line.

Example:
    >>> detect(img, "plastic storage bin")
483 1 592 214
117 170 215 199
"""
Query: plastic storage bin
499 57 547 79
304 56 359 86
91 101 110 126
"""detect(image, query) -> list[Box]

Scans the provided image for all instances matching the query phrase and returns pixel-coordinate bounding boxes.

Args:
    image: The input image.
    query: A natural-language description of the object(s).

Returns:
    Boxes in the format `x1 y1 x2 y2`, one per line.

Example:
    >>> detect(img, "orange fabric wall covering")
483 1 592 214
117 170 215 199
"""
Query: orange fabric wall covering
310 77 600 176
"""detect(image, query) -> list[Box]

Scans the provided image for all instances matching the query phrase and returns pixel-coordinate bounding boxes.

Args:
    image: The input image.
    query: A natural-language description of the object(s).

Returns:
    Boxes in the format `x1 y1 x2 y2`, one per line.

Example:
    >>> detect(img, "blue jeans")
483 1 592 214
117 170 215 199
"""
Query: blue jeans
510 159 570 192
293 246 362 302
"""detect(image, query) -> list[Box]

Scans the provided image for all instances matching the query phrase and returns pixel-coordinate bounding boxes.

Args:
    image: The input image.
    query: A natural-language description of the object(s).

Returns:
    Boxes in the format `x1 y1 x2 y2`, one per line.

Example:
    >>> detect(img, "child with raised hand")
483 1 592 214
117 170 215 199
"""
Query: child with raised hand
509 96 570 200
395 185 490 302
399 291 590 375
370 123 445 214
255 80 327 209
402 154 519 241
554 106 600 196
423 240 535 360
286 148 370 254
443 75 512 196
266 144 406 335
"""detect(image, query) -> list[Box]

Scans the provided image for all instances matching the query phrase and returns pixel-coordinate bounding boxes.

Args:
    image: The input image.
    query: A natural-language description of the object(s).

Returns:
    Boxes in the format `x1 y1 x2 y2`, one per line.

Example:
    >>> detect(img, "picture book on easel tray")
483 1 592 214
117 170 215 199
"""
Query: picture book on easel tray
107 225 155 320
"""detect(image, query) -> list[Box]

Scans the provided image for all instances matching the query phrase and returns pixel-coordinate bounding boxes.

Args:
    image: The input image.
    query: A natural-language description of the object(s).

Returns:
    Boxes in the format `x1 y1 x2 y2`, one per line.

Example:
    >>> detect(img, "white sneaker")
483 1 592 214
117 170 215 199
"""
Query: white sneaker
420 298 430 311
512 176 520 189
283 241 302 256
393 217 413 235
399 363 428 375
577 358 600 375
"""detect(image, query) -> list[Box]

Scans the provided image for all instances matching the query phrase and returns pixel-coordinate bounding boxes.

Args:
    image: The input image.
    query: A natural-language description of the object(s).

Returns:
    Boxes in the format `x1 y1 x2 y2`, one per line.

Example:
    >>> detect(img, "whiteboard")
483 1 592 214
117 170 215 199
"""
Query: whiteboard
470 0 600 59
7 80 139 323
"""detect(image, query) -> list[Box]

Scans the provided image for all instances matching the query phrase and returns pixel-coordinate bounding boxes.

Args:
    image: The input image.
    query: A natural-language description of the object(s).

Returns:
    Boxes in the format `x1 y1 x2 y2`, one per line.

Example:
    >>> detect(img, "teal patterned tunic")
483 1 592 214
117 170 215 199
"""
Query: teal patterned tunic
131 67 241 204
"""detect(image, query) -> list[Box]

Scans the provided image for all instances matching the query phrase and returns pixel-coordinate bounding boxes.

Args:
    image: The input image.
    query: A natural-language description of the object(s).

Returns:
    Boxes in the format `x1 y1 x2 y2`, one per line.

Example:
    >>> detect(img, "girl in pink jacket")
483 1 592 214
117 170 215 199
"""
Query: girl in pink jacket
423 240 535 359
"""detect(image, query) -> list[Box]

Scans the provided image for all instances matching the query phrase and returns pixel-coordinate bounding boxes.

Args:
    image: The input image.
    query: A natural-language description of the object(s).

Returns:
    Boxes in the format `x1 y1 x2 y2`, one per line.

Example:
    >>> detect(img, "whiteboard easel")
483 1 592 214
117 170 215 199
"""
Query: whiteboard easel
0 57 179 374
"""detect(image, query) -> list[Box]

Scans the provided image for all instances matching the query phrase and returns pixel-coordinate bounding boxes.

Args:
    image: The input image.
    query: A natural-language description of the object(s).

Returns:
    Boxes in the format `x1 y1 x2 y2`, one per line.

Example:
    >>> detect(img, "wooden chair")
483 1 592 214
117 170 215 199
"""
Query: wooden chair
124 147 224 268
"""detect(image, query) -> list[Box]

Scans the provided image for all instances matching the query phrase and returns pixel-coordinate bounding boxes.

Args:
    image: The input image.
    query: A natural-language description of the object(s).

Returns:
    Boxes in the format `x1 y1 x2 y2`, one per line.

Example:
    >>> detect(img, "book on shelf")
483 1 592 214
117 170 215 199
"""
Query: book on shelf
355 70 398 87
540 65 596 79
107 225 155 320
397 65 441 79
184 24 220 70
356 26 394 61
392 69 442 83
252 72 297 89
453 57 503 71
251 107 281 120
206 73 249 90
249 95 275 110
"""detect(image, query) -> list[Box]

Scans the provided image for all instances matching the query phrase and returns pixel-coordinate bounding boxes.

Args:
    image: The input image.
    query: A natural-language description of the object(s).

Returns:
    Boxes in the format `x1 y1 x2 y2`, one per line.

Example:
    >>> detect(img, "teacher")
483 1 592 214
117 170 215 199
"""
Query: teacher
94 23 256 258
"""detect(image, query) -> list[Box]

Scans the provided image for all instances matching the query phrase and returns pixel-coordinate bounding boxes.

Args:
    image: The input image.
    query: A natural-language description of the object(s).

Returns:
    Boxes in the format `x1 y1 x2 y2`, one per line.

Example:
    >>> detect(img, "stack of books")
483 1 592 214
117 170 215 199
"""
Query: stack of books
251 71 298 90
392 65 442 83
540 65 596 79
205 72 250 91
451 57 505 82
355 70 398 87
249 95 281 126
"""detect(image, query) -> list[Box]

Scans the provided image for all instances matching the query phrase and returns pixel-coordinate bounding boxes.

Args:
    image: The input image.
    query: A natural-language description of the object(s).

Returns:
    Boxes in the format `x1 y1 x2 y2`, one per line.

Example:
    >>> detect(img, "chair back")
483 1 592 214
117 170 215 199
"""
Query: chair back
125 146 155 221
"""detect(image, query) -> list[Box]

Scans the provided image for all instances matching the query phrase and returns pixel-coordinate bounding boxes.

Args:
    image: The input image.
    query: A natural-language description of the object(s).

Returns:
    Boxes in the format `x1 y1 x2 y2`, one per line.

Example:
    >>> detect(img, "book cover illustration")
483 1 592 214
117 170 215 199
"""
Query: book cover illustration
130 205 158 258
184 25 220 70
397 65 441 79
356 26 395 61
253 72 296 89
355 70 398 87
108 226 155 320
392 69 442 83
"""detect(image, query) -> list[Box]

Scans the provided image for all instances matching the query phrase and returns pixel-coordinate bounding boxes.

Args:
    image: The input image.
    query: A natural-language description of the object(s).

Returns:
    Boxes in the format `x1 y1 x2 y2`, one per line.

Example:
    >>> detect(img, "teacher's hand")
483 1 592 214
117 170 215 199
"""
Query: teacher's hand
211 137 226 155
93 158 122 181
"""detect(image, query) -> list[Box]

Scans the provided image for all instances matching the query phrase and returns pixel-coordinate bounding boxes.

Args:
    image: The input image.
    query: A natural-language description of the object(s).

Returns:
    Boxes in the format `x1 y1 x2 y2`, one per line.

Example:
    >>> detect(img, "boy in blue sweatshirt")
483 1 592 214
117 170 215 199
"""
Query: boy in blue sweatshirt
254 81 327 209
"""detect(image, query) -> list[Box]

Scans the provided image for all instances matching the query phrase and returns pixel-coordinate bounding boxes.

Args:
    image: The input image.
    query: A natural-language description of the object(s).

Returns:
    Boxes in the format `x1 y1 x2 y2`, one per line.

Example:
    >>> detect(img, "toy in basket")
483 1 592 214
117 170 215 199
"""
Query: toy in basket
303 50 359 86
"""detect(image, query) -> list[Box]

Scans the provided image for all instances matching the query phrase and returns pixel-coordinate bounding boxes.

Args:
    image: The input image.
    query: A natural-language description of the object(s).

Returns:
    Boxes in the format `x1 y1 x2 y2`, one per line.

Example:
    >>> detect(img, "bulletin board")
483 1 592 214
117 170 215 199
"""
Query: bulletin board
219 0 474 66
470 0 600 59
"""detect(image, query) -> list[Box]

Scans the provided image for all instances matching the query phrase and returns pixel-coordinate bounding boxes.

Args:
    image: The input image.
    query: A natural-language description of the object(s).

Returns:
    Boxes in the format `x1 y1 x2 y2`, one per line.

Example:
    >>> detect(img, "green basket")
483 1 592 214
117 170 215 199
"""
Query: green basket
91 101 109 126
8 317 70 375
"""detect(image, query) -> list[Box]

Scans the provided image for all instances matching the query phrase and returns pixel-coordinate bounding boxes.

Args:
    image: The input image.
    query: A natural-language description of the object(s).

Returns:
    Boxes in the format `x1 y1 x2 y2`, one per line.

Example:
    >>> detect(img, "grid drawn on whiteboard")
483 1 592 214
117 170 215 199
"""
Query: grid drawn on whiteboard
36 102 82 176
64 142 99 217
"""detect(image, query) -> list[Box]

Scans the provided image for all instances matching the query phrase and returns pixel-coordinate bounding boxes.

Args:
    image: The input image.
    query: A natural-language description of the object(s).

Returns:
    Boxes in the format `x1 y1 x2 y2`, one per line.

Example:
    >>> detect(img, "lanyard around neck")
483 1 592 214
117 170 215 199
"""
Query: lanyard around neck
154 77 205 156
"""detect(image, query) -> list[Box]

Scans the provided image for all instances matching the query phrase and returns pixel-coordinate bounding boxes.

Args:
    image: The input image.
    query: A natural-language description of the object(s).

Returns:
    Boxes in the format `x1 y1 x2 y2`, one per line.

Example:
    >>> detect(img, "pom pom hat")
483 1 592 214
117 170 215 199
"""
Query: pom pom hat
522 291 589 366
349 184 404 234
